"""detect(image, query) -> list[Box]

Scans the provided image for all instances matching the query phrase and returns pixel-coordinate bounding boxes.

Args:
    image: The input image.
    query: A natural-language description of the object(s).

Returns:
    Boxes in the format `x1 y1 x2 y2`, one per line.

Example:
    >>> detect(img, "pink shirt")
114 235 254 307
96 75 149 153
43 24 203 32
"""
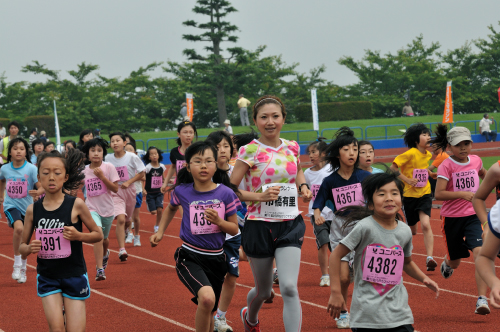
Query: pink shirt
83 162 120 217
437 155 482 217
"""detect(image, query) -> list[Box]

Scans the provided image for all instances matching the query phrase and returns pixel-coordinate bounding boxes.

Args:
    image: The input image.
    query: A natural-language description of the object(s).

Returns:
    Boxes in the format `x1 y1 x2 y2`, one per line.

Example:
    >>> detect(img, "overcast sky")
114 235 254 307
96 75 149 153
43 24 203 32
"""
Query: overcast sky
2 0 500 87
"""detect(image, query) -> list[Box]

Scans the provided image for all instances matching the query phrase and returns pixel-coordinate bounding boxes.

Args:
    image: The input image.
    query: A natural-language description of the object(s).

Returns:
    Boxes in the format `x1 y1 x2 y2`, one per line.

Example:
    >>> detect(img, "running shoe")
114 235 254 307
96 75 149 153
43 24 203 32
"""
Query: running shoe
240 307 260 332
426 257 437 271
336 312 350 329
264 289 275 304
475 296 491 315
214 315 233 332
134 236 141 247
12 265 21 280
103 249 110 269
154 225 159 233
440 259 454 279
131 222 134 229
119 249 128 262
18 268 27 284
319 275 330 287
95 268 106 281
125 232 134 244
273 268 279 284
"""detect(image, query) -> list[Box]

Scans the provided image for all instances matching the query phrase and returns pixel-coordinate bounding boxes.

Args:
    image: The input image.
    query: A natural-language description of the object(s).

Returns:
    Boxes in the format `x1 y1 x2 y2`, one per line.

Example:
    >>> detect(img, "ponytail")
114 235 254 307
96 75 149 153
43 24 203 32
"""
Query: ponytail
431 124 449 151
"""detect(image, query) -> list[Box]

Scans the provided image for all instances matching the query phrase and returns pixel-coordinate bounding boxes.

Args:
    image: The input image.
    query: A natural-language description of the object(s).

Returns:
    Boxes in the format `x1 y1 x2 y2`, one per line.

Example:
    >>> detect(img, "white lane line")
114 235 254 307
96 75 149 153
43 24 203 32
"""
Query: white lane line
0 253 195 331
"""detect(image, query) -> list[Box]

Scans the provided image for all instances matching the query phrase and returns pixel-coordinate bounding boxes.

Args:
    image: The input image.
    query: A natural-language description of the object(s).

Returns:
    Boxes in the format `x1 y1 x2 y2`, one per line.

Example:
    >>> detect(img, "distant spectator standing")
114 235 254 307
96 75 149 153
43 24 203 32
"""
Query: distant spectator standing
402 101 414 117
237 94 251 126
28 128 38 148
223 119 233 134
479 113 497 142
0 123 6 138
76 129 94 150
0 121 20 160
95 128 101 138
39 130 48 143
180 102 187 120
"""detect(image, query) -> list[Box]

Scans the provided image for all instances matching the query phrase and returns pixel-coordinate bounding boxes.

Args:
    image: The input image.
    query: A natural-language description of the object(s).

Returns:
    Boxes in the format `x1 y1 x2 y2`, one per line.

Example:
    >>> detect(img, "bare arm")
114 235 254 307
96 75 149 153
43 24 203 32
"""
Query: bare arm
150 203 179 246
161 166 176 193
19 204 35 257
69 198 102 244
122 171 145 189
206 210 239 236
390 163 418 186
403 256 439 296
434 177 474 202
327 244 352 319
473 163 500 226
476 230 500 308
230 159 279 202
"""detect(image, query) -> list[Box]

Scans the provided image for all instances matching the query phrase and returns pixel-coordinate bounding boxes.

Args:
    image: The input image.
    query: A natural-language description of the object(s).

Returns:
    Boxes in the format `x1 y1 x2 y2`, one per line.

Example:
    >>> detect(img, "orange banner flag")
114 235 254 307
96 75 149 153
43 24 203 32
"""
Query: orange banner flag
443 81 453 124
186 93 194 122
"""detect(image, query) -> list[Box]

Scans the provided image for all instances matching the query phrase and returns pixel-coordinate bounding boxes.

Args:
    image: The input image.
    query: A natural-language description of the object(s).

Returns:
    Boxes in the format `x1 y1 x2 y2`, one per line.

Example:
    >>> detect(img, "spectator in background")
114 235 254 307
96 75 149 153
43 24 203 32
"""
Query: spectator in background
402 101 414 117
31 138 44 165
180 102 187 120
95 128 101 138
0 123 6 138
479 113 497 142
0 121 20 160
76 129 94 150
224 119 233 134
44 141 55 153
28 128 38 148
39 130 48 143
237 94 251 126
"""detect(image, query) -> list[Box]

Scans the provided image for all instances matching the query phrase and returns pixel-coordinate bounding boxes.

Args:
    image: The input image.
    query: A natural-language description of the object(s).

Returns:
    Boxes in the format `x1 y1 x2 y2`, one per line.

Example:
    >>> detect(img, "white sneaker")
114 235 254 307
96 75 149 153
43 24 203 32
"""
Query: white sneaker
18 268 27 283
12 265 21 280
214 315 233 332
319 275 330 287
131 222 135 229
336 312 350 329
133 237 141 247
154 226 159 233
475 296 491 315
125 232 134 244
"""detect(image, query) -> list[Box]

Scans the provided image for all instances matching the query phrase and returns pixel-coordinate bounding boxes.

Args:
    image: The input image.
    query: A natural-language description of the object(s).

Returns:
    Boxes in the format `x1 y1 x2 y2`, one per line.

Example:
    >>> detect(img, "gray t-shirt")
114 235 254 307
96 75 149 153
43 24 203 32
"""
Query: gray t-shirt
340 216 414 329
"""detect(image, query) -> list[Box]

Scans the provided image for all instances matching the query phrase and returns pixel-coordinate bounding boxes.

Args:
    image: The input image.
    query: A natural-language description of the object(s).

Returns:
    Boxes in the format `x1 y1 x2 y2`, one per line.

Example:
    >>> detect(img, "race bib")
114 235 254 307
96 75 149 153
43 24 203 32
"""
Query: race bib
332 183 363 210
362 245 404 285
453 169 479 193
151 176 163 189
413 169 428 187
311 184 320 201
116 166 129 182
261 183 300 219
189 202 225 235
35 228 71 259
176 160 185 173
86 177 106 197
6 180 28 199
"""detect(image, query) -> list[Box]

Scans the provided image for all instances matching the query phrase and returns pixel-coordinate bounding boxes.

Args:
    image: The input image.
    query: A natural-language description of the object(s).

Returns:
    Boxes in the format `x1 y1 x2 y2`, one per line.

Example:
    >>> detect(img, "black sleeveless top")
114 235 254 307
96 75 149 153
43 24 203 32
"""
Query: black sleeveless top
34 195 87 279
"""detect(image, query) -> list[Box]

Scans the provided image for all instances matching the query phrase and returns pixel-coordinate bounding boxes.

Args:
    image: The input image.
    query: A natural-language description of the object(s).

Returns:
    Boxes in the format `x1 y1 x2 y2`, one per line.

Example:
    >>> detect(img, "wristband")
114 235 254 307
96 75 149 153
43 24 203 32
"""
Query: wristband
483 221 488 228
299 183 310 190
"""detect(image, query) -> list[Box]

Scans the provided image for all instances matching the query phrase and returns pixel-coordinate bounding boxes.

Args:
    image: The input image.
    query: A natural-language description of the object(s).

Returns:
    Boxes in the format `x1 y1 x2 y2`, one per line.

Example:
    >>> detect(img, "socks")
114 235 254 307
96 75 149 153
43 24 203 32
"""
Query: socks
215 308 226 319
21 259 27 269
119 247 125 252
14 255 22 266
134 235 140 240
322 274 329 278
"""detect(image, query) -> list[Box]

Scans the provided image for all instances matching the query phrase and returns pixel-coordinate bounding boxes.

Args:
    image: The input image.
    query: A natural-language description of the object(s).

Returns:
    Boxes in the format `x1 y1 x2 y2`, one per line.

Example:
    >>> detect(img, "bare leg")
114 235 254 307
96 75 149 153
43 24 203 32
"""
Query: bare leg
195 286 216 332
218 273 237 312
41 294 65 332
419 211 434 257
63 297 87 332
318 244 329 276
115 214 126 248
472 247 488 296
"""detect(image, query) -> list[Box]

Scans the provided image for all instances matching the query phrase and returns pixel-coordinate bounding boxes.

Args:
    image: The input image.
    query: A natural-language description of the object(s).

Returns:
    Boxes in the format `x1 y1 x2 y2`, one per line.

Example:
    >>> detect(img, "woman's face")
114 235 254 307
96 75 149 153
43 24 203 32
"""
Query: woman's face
253 103 285 140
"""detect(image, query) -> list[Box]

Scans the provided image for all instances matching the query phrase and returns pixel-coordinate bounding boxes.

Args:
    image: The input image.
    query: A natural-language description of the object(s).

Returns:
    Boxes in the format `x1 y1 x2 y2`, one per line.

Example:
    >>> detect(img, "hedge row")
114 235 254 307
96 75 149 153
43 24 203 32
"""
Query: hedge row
23 115 55 137
294 101 373 122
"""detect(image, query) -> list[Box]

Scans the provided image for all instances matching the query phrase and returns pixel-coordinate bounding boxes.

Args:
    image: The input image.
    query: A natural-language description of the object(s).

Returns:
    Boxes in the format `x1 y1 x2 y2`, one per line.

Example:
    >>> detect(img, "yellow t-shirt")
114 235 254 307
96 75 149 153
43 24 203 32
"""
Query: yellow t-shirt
393 148 432 198
237 97 251 108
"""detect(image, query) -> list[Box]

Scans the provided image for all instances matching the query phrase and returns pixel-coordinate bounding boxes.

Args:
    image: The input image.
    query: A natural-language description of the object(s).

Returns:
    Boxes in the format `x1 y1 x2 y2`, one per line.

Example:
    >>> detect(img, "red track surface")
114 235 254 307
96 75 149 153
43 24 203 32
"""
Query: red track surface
1 147 499 331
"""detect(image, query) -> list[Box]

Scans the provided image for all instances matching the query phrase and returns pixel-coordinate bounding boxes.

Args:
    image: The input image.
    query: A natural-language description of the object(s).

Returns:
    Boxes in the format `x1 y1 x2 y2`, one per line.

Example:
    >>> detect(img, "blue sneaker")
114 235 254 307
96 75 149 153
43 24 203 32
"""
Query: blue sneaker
103 249 110 269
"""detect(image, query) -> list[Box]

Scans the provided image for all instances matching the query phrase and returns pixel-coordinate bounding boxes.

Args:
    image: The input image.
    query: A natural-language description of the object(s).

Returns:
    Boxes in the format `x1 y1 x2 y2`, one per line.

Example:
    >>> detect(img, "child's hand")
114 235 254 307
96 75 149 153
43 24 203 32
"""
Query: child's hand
428 171 437 180
205 208 222 225
260 186 280 202
315 216 326 225
29 190 39 199
30 240 42 254
326 292 345 319
150 233 162 247
489 282 500 309
0 196 4 204
142 189 147 196
161 185 167 193
406 178 419 186
461 192 474 202
93 167 104 180
121 181 130 189
422 276 439 298
63 226 81 241
301 187 312 203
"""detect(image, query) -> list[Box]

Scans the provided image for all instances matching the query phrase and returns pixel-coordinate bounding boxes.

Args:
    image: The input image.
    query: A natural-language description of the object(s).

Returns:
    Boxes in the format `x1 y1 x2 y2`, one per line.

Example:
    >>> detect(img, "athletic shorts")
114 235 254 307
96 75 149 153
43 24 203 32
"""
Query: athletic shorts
37 273 90 300
310 216 332 250
174 243 227 312
90 211 114 239
402 194 432 227
135 192 143 208
223 234 241 277
146 192 164 212
441 215 483 260
242 215 306 258
352 324 414 332
112 186 136 221
5 208 24 228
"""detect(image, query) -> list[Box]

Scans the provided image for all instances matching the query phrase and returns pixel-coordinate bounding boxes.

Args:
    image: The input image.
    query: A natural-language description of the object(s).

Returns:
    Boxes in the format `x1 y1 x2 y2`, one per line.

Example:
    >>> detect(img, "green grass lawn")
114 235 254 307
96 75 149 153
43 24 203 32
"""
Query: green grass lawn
56 113 491 152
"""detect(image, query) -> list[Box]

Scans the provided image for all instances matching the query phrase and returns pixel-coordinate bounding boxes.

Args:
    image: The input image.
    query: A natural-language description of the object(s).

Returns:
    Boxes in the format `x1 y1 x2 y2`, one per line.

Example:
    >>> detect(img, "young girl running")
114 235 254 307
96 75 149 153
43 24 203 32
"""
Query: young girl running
82 138 120 281
143 146 166 234
390 123 437 271
431 125 489 314
313 127 371 329
0 137 44 283
150 141 241 332
231 95 312 332
161 121 197 193
19 149 102 332
105 132 145 261
124 142 145 246
31 138 45 165
327 171 439 331
358 140 384 174
304 138 334 287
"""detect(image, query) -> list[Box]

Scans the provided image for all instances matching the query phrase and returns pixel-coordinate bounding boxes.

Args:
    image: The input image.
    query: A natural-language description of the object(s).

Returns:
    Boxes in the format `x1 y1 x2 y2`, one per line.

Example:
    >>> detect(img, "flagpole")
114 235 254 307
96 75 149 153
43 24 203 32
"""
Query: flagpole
53 100 61 151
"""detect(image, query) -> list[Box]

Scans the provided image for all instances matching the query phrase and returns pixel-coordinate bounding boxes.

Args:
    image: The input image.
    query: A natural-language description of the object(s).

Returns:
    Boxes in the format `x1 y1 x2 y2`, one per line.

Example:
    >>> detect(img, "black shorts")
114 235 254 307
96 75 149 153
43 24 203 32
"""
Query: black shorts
242 215 305 258
5 208 24 228
352 324 413 332
441 215 483 260
37 273 90 300
223 234 241 277
402 194 432 227
146 192 164 211
174 243 227 312
310 216 332 251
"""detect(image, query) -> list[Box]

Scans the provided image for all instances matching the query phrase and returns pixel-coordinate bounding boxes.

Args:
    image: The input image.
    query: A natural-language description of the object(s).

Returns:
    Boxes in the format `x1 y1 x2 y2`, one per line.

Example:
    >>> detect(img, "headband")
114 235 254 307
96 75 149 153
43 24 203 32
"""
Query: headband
254 97 283 109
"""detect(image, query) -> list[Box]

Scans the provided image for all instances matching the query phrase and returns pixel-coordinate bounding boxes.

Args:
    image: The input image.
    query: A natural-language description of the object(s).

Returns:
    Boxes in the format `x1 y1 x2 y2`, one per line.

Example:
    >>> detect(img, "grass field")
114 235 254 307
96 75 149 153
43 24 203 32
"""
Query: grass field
56 113 494 152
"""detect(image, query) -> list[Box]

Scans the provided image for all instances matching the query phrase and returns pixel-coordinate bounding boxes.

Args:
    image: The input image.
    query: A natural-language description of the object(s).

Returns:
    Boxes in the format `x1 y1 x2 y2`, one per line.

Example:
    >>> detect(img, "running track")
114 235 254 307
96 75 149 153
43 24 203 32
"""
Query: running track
1 151 499 331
